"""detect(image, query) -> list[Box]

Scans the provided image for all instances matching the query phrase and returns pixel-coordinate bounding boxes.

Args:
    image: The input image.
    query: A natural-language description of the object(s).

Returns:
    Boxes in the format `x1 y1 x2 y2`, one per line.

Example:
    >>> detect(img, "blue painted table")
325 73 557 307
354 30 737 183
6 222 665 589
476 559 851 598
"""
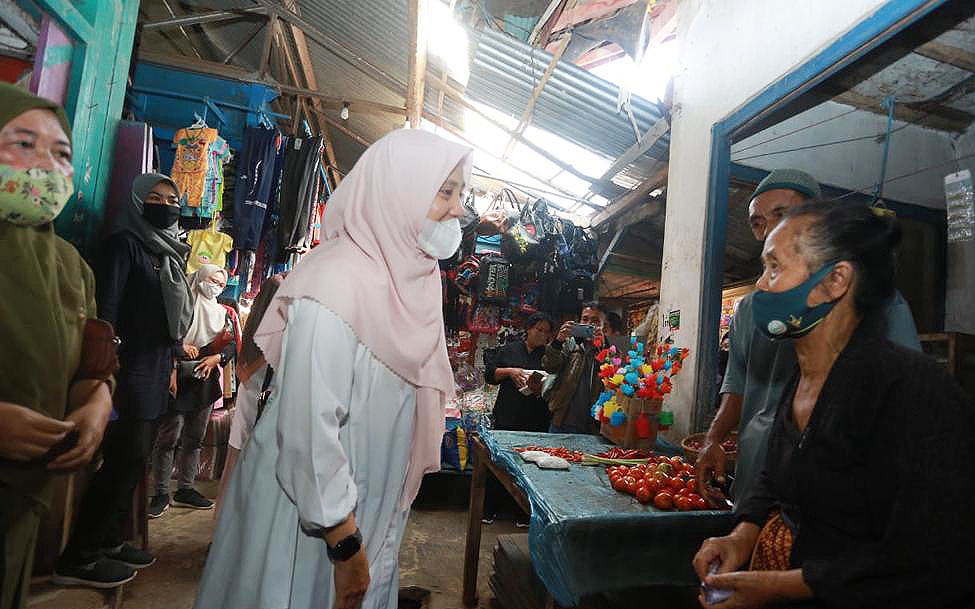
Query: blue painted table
461 430 735 607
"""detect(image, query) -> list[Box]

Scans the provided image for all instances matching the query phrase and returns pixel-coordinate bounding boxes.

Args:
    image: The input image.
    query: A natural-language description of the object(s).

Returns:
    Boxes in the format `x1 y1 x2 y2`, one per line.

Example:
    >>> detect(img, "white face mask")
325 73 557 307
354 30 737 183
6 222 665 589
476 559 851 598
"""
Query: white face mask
199 282 224 300
418 217 462 260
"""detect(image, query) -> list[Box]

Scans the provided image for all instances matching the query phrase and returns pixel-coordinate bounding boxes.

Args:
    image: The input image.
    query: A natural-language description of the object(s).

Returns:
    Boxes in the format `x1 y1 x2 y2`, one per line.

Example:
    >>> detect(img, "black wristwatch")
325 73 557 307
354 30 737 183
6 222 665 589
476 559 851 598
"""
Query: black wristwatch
326 529 363 562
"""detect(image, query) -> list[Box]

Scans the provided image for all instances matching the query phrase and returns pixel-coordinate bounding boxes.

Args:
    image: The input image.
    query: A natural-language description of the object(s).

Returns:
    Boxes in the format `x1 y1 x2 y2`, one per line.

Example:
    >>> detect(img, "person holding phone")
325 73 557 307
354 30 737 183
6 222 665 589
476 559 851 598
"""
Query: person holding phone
542 303 606 434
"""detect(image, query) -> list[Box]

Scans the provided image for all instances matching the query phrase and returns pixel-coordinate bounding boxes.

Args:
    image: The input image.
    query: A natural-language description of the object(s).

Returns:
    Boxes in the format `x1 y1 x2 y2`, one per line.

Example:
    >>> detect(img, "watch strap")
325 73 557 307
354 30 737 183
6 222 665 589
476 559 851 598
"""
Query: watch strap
326 528 363 562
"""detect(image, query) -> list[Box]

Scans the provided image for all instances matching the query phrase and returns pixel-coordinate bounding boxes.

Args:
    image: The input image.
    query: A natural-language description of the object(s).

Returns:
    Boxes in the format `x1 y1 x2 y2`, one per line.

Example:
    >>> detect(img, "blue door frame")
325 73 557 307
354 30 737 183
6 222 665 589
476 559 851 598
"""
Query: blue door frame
694 0 949 430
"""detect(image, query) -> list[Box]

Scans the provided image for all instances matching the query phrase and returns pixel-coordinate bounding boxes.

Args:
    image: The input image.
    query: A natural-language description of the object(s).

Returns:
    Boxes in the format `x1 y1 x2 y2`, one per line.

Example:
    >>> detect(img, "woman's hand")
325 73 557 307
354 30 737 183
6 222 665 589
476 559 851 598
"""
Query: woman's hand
557 321 574 343
48 381 112 471
501 368 529 390
693 523 760 581
326 513 369 609
699 569 812 608
0 401 75 461
333 548 370 609
183 343 200 358
195 354 222 379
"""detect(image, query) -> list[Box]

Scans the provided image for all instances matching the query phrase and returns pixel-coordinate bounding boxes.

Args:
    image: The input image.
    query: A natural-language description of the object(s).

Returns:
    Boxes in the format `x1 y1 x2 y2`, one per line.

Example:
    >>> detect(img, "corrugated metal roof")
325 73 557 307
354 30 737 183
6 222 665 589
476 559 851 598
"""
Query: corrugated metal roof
466 29 670 162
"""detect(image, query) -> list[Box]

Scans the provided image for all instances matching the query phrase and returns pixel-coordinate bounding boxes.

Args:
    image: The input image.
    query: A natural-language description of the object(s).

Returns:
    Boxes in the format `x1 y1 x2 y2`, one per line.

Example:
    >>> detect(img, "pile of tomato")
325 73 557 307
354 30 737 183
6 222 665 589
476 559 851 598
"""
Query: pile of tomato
606 455 710 511
514 446 584 463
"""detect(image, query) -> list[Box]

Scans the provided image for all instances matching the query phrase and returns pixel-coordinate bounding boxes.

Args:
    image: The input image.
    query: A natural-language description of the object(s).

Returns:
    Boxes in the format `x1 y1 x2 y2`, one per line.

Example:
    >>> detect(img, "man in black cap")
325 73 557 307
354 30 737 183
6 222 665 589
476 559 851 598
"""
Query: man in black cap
695 169 921 507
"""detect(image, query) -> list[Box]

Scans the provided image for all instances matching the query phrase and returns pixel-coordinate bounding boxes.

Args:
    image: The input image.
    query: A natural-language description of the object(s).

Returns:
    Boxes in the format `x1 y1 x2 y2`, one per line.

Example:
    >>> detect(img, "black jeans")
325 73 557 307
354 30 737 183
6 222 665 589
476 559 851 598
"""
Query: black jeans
60 418 159 564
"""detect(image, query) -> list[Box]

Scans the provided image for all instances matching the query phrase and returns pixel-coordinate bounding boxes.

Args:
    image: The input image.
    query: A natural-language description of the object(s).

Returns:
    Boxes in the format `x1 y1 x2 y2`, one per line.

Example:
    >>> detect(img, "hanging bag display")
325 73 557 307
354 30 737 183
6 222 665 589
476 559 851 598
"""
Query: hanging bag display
477 255 511 304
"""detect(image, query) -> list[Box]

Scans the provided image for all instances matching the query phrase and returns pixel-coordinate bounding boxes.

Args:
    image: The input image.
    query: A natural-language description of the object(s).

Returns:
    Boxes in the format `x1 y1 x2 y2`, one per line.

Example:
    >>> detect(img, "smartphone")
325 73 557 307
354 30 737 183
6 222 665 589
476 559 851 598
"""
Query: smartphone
41 429 80 464
570 324 594 340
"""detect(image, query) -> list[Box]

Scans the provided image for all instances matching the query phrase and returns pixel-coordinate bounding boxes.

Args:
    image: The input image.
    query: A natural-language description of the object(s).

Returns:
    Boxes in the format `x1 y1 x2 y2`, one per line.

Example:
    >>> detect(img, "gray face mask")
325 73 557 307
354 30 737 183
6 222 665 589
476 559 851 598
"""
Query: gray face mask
199 281 224 300
418 217 462 260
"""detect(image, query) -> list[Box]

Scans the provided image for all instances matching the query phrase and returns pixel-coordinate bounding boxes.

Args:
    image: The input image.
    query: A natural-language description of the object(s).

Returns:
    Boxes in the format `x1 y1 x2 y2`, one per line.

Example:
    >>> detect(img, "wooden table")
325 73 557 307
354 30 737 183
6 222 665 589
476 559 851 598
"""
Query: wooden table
462 434 537 607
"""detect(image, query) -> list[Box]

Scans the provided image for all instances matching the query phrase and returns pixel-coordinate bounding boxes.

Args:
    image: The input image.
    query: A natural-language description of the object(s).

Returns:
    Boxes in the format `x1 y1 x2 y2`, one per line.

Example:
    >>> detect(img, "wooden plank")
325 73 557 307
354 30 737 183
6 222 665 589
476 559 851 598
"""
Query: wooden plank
426 79 601 186
258 14 277 78
831 88 968 132
914 40 975 73
33 0 95 42
406 0 429 128
591 163 668 227
422 111 601 210
597 226 626 278
462 438 489 607
596 116 669 186
309 109 374 148
502 32 572 160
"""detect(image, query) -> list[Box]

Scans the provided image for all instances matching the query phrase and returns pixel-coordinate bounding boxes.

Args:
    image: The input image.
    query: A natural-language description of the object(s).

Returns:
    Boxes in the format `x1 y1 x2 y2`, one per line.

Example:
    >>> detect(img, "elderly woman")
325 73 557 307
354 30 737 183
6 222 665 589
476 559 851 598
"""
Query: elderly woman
693 203 975 608
194 129 471 609
149 264 235 516
0 84 114 609
56 172 193 588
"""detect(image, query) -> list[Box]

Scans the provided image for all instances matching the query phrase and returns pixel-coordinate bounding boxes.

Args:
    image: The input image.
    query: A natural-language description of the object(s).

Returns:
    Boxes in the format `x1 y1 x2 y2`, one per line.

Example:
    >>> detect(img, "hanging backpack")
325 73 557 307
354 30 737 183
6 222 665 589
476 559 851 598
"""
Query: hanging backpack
477 255 511 304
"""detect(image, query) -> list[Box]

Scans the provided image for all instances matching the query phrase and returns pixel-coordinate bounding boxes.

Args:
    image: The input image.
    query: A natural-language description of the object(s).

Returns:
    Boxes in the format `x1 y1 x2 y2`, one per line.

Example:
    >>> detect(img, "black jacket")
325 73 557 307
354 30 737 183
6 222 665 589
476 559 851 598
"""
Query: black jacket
736 319 975 608
97 231 178 421
484 341 550 432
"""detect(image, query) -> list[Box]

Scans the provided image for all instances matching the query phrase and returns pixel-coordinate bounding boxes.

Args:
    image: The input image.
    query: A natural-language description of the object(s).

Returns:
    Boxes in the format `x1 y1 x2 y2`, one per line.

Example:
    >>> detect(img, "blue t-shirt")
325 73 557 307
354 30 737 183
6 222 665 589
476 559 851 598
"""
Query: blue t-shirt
721 290 920 503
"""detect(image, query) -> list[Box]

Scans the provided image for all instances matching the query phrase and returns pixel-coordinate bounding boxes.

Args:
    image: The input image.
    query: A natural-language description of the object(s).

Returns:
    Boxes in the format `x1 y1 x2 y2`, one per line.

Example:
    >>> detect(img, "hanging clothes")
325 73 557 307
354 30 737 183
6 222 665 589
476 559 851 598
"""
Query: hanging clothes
186 217 234 273
172 127 221 210
198 135 231 217
277 136 323 253
233 127 280 251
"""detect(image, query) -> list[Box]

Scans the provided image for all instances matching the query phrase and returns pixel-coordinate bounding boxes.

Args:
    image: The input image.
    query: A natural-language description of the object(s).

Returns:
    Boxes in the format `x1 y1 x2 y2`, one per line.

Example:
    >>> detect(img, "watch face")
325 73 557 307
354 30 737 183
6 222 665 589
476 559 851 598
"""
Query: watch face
328 529 363 562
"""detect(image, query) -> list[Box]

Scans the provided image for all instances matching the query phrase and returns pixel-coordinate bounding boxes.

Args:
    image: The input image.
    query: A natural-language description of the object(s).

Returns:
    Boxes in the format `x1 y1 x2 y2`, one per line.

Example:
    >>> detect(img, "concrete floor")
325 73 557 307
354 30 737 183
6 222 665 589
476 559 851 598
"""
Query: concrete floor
28 475 517 609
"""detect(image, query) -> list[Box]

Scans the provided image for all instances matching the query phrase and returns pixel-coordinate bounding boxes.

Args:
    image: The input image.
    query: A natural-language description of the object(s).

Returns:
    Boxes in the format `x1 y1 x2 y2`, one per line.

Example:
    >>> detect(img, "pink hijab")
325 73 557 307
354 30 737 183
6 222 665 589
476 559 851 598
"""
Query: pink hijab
255 128 472 508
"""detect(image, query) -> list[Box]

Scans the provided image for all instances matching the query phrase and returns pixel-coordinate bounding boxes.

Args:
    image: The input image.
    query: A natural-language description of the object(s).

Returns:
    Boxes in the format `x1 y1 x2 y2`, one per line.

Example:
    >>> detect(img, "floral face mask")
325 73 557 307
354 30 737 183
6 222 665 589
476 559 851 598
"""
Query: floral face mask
0 164 74 226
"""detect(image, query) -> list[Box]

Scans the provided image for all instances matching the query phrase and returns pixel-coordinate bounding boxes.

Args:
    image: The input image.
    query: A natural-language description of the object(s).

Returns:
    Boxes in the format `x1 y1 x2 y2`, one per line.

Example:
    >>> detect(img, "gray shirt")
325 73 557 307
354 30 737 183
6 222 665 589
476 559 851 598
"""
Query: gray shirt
720 290 920 503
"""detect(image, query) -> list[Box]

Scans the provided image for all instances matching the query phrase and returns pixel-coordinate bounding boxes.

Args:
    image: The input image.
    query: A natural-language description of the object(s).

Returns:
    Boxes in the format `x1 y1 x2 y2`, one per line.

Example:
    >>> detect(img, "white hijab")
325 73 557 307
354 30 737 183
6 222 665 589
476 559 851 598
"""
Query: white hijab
183 263 227 348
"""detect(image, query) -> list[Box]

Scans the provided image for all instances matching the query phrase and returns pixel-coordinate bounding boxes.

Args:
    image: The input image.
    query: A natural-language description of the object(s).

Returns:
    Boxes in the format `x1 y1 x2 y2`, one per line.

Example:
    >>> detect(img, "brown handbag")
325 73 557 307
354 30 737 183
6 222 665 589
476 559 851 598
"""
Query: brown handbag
750 510 794 571
76 318 120 381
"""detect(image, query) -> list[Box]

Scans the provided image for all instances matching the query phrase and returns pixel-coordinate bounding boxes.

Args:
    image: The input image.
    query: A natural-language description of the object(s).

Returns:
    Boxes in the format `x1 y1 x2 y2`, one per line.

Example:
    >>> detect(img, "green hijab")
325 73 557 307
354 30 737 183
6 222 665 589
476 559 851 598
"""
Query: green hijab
109 173 194 341
0 82 71 139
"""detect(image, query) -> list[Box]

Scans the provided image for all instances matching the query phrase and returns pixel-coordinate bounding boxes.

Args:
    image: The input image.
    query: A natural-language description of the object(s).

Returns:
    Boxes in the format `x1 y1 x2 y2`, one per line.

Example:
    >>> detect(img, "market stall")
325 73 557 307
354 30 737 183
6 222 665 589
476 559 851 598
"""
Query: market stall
462 430 734 607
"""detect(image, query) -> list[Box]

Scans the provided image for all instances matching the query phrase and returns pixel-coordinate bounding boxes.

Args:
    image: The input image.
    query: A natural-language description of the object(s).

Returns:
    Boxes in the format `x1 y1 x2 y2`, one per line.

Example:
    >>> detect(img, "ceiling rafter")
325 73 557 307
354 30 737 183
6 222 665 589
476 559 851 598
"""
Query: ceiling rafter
406 0 429 128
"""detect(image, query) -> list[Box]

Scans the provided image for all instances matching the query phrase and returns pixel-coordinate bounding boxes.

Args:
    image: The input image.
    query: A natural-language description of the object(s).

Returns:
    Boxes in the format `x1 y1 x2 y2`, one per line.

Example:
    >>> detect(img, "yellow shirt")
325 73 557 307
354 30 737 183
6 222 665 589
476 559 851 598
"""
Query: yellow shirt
186 228 234 274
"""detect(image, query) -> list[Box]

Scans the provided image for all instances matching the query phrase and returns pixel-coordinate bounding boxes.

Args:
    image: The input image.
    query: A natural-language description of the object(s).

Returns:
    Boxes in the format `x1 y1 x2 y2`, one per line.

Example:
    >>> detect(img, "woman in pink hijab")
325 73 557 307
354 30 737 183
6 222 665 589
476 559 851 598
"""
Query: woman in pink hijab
194 128 471 609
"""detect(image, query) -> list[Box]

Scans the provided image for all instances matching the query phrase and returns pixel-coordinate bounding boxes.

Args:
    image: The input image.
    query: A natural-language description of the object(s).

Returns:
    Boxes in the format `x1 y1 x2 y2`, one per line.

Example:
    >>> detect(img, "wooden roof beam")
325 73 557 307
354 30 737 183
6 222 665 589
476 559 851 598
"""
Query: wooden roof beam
406 0 429 128
914 39 975 73
502 32 572 160
591 163 668 227
591 115 669 197
426 78 603 190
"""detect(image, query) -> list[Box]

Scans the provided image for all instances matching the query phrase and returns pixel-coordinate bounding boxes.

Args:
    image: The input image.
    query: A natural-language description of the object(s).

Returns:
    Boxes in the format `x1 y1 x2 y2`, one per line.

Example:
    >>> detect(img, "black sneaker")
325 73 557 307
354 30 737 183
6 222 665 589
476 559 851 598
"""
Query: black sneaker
52 558 136 589
147 493 170 519
102 543 155 569
515 519 530 529
481 514 496 525
172 488 214 510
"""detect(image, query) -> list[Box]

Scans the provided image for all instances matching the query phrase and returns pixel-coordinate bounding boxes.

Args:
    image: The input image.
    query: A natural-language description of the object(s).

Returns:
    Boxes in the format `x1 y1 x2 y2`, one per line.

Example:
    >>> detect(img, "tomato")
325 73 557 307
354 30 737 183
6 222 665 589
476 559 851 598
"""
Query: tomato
676 495 693 511
669 456 684 467
693 497 708 511
610 478 626 492
687 479 697 492
636 487 653 504
644 479 662 495
623 476 637 494
685 465 696 476
676 487 689 497
618 466 630 476
653 491 674 510
667 476 685 492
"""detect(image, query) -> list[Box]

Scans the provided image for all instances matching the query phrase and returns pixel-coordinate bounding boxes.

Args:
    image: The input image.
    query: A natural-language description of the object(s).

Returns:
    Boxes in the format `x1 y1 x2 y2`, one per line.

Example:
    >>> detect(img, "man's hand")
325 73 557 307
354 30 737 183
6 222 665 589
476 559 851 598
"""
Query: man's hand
195 354 222 379
699 570 811 609
48 382 112 471
526 372 543 395
0 401 75 461
183 343 200 358
696 441 729 506
556 321 574 343
333 548 370 609
692 524 759 582
170 368 178 397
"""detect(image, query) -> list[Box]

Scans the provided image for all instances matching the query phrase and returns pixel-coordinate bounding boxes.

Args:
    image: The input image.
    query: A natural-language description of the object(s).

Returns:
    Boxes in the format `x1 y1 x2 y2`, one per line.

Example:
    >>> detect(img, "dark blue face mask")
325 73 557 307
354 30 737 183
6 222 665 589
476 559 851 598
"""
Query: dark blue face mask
752 262 838 340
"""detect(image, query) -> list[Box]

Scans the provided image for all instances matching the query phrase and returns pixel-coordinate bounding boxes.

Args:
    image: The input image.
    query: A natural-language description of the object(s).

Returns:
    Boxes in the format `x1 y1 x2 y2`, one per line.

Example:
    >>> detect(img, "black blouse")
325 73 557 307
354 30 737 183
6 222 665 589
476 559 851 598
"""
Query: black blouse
736 319 975 608
484 340 551 432
97 231 177 421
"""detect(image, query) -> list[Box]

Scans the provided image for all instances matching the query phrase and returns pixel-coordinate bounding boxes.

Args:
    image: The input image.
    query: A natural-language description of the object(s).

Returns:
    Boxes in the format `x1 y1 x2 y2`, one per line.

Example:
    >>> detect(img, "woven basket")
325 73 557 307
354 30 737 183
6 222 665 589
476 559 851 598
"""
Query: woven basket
680 431 737 469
